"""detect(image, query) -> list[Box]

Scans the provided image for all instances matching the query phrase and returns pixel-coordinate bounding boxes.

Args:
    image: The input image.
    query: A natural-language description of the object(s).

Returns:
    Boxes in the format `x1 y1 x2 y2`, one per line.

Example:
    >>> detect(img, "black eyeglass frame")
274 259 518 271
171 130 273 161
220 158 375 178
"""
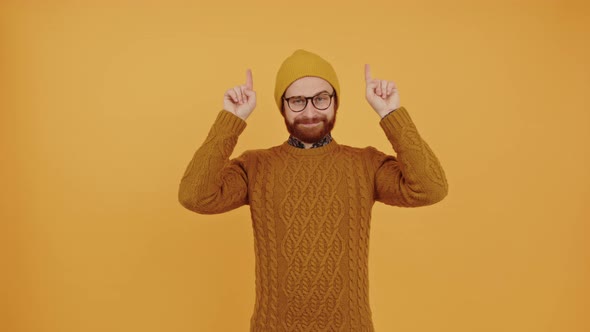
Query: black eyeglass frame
282 91 335 113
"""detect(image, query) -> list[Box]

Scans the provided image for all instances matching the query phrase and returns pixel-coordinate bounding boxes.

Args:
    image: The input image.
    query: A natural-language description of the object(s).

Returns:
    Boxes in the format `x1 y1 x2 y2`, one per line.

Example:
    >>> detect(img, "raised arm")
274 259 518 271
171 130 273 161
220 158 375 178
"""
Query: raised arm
178 69 257 214
364 64 448 207
370 108 448 207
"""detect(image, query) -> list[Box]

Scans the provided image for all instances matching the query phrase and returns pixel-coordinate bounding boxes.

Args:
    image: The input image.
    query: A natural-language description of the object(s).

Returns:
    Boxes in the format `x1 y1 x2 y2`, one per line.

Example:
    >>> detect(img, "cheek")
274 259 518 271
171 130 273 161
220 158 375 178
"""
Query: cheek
284 113 296 124
282 108 294 122
326 108 336 121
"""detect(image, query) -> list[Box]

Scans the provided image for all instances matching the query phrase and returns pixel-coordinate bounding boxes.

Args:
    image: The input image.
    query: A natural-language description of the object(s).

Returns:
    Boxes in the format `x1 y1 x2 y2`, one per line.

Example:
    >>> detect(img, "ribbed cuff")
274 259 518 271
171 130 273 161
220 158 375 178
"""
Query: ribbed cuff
379 106 412 134
214 110 247 135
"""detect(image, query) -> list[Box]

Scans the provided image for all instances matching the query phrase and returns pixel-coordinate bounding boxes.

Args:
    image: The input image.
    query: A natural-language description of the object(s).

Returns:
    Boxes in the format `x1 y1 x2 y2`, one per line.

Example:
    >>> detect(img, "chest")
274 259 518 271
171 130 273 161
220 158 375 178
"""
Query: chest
247 154 375 210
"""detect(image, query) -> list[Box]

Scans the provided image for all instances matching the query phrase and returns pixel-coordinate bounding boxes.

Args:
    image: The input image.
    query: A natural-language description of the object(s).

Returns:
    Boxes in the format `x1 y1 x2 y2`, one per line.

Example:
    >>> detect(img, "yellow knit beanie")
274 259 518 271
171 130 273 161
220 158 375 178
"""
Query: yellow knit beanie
274 49 340 111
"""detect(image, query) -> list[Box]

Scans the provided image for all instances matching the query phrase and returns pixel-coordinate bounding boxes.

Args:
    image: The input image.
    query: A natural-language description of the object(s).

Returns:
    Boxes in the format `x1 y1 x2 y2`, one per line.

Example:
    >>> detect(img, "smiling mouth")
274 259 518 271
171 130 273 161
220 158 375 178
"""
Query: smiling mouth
299 121 321 127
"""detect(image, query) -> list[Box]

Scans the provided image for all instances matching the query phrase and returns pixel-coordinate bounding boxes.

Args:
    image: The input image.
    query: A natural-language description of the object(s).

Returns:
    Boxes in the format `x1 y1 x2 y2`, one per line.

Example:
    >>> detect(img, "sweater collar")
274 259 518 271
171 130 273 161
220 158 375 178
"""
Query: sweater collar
281 136 339 156
287 133 333 149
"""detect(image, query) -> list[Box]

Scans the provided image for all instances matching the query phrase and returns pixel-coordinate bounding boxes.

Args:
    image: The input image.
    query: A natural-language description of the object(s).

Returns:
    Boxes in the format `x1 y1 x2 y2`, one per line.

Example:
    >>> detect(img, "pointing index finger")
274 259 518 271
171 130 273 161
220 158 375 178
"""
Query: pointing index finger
364 64 372 82
246 69 253 89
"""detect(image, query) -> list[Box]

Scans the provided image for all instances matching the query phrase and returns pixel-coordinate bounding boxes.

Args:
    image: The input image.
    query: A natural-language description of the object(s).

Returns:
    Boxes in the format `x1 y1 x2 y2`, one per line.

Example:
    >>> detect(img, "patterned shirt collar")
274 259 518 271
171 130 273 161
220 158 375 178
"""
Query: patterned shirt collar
288 133 333 149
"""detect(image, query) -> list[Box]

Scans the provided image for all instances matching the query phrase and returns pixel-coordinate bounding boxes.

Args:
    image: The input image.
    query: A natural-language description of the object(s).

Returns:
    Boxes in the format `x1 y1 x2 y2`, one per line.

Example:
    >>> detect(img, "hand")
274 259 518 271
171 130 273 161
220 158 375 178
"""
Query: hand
223 69 256 121
364 64 400 118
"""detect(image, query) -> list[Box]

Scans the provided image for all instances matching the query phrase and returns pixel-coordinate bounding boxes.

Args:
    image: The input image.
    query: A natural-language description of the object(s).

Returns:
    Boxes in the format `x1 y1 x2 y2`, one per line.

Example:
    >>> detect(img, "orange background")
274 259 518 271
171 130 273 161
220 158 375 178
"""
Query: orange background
1 1 589 331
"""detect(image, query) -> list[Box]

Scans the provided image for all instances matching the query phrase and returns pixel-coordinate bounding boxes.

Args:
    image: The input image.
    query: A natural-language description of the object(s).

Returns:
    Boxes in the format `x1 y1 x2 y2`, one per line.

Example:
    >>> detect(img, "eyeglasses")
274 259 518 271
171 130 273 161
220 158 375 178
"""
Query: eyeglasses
282 91 335 112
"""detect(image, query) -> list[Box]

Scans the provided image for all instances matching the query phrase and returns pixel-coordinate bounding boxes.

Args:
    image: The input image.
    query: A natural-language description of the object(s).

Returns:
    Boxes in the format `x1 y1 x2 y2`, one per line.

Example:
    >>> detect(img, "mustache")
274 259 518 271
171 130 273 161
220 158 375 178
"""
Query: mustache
294 116 327 125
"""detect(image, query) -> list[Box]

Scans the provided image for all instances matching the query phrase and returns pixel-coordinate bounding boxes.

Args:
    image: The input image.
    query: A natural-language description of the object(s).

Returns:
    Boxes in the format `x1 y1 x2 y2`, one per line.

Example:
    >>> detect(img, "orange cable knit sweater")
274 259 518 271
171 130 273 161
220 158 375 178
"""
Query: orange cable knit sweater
179 107 448 332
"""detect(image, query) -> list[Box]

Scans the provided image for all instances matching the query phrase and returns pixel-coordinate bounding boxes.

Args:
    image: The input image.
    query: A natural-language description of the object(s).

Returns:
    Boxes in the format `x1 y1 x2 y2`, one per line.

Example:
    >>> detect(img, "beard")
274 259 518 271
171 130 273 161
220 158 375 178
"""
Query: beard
284 112 336 144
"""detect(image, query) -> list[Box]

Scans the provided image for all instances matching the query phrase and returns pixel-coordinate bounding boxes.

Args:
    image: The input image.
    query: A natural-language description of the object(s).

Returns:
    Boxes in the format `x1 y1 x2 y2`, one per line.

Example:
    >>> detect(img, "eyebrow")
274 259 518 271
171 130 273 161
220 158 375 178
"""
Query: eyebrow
284 90 333 99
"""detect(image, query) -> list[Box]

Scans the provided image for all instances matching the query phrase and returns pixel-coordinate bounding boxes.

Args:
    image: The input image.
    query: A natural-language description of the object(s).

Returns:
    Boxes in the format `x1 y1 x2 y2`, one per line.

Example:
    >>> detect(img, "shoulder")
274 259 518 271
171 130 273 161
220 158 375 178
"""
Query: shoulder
336 143 386 158
336 144 394 172
236 144 283 161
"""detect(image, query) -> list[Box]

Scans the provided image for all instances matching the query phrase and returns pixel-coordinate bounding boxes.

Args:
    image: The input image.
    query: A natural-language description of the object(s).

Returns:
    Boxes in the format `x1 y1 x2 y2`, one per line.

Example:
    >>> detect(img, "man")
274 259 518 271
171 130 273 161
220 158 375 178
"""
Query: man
179 49 448 332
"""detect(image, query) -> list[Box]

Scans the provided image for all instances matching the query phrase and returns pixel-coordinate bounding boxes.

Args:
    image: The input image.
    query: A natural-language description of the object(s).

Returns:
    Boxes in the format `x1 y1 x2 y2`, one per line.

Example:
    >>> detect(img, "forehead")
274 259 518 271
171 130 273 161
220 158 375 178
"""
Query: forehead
284 76 333 97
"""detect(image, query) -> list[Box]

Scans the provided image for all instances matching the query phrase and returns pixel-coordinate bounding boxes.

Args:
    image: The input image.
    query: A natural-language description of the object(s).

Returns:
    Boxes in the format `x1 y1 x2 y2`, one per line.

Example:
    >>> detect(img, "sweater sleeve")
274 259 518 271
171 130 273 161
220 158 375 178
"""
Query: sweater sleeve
178 110 250 214
370 107 448 207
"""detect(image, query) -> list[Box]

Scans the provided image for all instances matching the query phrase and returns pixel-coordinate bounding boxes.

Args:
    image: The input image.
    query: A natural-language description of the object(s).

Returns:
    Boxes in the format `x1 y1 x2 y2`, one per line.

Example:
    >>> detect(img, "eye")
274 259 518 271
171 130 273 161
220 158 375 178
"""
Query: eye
314 93 330 102
291 97 305 105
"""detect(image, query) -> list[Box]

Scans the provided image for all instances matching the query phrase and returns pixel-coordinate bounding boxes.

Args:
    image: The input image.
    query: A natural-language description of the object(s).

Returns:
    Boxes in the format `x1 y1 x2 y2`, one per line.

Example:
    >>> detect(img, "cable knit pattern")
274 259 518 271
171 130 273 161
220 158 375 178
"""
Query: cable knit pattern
179 108 448 331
